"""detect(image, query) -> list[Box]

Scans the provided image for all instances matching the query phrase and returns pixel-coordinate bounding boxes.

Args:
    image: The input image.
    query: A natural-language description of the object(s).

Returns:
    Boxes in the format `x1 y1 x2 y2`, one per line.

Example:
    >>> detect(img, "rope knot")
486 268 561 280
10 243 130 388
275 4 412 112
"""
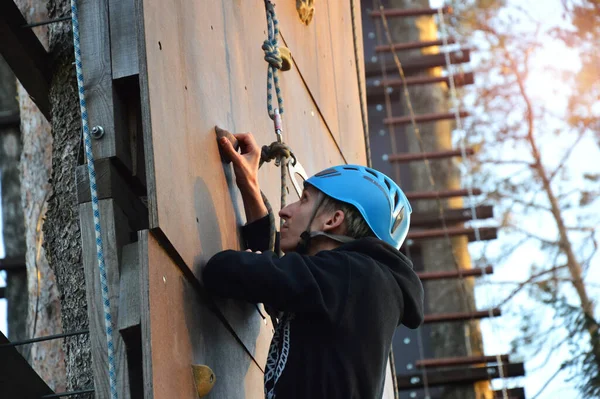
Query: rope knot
262 40 283 70
261 142 295 166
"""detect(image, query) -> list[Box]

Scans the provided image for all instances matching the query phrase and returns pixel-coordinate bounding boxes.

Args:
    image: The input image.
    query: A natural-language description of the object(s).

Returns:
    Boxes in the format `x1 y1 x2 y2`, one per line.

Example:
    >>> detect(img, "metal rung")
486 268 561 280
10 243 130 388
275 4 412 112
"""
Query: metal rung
370 6 452 18
407 226 497 242
366 50 471 77
375 38 456 53
416 354 510 368
0 329 89 349
418 266 494 281
411 205 493 228
368 73 474 101
385 148 475 163
397 362 525 390
0 255 26 271
493 387 526 398
424 308 501 324
406 188 482 200
41 388 95 398
384 111 470 126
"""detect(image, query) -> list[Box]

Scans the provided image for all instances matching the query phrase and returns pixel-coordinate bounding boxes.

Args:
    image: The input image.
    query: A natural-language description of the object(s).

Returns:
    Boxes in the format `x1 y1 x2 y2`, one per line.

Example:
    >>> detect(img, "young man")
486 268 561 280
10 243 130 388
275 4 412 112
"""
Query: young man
203 133 424 398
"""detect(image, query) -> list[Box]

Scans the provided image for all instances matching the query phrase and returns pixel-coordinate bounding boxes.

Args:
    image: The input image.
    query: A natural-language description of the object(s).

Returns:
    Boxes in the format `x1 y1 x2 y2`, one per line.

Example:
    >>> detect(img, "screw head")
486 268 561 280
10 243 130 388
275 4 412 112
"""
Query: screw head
91 126 105 139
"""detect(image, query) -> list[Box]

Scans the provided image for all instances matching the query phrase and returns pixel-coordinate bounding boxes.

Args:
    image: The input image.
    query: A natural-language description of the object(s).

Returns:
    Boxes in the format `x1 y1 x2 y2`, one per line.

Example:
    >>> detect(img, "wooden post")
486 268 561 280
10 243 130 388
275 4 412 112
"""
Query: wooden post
79 200 133 398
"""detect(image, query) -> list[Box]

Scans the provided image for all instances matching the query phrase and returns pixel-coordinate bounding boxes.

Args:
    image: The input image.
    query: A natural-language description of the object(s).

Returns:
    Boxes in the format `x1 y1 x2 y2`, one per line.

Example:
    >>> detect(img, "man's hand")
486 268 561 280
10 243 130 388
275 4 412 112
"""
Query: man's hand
219 133 261 194
219 132 268 223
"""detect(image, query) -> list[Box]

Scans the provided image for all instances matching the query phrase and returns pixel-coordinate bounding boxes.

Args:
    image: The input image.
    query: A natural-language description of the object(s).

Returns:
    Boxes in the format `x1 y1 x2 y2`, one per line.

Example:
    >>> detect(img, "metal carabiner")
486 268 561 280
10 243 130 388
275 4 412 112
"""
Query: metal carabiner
286 155 308 198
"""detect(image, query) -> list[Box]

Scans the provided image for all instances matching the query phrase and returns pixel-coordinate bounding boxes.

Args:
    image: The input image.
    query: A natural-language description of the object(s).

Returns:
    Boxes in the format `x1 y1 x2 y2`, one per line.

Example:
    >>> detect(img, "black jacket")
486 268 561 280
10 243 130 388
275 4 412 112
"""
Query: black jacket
203 215 424 399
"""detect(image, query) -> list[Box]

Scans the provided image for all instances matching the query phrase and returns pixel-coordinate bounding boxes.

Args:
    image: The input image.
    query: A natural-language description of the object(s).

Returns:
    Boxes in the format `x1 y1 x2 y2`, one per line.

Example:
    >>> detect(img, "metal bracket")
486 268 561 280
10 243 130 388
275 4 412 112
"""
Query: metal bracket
286 157 308 198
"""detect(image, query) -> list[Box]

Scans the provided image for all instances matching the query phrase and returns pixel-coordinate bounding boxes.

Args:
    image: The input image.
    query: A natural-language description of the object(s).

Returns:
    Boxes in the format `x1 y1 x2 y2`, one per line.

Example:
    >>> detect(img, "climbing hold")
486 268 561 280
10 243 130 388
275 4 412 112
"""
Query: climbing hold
215 126 239 164
191 365 216 398
296 0 315 25
279 46 292 71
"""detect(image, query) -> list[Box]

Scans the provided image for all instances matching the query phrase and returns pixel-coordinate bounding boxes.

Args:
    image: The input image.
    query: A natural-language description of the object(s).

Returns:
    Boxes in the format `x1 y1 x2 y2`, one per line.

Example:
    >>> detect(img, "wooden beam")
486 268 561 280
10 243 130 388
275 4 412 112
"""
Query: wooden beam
0 287 5 299
411 205 494 228
416 354 509 368
0 255 26 272
0 1 51 120
397 362 525 390
406 188 482 200
375 38 456 53
424 308 501 324
386 148 475 163
407 226 498 242
366 50 471 77
0 331 55 397
370 6 452 18
418 266 494 281
76 158 148 232
384 111 470 126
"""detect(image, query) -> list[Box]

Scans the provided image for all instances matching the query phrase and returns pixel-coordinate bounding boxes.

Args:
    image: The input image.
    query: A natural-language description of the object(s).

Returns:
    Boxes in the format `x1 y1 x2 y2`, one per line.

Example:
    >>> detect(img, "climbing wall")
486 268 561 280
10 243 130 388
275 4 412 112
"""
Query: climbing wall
135 1 399 398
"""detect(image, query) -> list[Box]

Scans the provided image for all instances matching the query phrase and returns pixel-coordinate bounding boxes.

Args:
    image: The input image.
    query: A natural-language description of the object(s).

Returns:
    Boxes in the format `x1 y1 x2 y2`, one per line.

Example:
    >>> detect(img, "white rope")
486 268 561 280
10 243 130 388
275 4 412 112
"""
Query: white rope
438 7 508 399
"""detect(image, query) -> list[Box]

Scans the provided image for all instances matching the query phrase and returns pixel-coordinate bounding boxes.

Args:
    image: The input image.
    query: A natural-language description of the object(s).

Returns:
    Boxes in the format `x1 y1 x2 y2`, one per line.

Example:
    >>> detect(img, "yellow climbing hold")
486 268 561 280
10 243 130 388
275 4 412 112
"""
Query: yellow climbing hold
191 365 216 398
279 46 292 71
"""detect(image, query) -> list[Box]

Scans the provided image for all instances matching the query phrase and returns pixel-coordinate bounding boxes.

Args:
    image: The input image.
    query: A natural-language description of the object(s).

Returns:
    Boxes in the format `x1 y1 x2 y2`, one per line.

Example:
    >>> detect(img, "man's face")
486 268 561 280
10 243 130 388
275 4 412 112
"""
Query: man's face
278 185 324 253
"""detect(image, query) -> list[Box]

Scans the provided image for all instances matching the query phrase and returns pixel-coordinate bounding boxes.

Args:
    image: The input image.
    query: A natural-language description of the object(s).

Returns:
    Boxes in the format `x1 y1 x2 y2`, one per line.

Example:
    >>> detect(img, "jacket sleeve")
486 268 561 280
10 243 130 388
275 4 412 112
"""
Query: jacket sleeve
241 214 273 252
203 249 350 324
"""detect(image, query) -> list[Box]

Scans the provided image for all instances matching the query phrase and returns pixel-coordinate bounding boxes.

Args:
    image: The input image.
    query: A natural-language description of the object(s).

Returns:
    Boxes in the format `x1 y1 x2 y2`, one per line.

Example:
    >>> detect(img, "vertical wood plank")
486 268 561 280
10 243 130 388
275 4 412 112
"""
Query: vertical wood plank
78 0 132 170
80 199 132 399
109 0 139 79
139 230 266 399
118 242 141 331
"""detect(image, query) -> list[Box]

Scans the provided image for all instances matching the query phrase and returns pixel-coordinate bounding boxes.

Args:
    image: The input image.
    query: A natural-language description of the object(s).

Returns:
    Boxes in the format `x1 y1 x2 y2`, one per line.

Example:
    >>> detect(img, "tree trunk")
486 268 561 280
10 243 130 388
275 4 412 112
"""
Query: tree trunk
11 0 68 391
41 0 93 395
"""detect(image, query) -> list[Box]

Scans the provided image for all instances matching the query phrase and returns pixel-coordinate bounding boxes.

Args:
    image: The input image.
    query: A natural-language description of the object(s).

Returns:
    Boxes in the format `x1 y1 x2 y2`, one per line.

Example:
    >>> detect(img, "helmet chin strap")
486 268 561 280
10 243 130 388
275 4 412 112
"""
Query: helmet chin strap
295 191 354 254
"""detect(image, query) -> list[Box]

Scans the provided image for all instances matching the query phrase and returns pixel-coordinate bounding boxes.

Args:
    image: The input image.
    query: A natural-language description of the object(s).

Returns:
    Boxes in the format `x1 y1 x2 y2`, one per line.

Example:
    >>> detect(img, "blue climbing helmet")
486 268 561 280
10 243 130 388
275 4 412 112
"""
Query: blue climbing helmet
305 164 412 249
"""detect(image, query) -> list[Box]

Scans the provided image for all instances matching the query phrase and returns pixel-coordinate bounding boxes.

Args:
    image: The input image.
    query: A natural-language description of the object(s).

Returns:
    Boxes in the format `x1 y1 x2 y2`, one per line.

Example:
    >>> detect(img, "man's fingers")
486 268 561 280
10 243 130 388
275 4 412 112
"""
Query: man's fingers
219 138 242 163
234 133 258 152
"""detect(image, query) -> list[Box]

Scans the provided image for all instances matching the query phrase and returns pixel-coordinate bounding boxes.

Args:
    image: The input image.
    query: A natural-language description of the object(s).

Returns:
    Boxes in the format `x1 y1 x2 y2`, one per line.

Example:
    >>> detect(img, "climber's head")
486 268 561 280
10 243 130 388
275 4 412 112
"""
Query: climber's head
278 165 411 254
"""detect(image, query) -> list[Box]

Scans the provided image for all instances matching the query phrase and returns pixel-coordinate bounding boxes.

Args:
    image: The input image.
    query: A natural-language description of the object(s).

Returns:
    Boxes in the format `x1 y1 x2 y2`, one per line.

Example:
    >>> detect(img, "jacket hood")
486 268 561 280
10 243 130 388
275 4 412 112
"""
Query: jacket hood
335 237 424 329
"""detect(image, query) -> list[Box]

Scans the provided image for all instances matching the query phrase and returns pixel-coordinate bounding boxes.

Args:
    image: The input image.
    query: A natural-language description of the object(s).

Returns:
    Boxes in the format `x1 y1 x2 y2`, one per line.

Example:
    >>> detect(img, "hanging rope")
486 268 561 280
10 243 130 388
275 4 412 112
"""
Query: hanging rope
437 8 508 398
263 0 291 236
70 1 118 398
263 1 285 119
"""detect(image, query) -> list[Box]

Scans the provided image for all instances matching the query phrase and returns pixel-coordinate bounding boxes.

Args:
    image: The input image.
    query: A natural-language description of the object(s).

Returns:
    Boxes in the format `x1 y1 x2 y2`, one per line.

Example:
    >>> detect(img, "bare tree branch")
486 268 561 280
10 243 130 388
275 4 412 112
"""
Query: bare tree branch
531 365 566 399
497 265 568 307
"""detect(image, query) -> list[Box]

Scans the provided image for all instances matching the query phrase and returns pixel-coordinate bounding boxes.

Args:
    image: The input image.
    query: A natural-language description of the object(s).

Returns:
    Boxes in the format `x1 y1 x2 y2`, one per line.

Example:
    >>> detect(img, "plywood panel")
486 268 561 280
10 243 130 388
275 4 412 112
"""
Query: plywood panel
140 231 266 399
139 0 351 276
276 0 367 164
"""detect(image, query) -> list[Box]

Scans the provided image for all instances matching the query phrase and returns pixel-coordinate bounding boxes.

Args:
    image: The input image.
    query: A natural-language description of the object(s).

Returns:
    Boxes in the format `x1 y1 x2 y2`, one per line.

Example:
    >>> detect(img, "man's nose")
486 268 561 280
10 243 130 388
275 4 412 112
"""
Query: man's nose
279 204 292 219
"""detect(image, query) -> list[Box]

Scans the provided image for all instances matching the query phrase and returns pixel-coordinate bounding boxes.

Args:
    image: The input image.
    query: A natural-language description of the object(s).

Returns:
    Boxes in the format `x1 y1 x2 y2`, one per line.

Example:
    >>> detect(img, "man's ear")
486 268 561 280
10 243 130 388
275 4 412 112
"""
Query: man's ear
322 210 346 233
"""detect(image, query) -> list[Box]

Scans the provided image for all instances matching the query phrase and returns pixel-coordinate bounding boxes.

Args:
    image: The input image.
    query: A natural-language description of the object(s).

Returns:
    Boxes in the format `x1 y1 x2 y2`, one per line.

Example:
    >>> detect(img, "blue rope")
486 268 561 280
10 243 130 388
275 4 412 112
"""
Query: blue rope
70 2 118 398
263 1 284 119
